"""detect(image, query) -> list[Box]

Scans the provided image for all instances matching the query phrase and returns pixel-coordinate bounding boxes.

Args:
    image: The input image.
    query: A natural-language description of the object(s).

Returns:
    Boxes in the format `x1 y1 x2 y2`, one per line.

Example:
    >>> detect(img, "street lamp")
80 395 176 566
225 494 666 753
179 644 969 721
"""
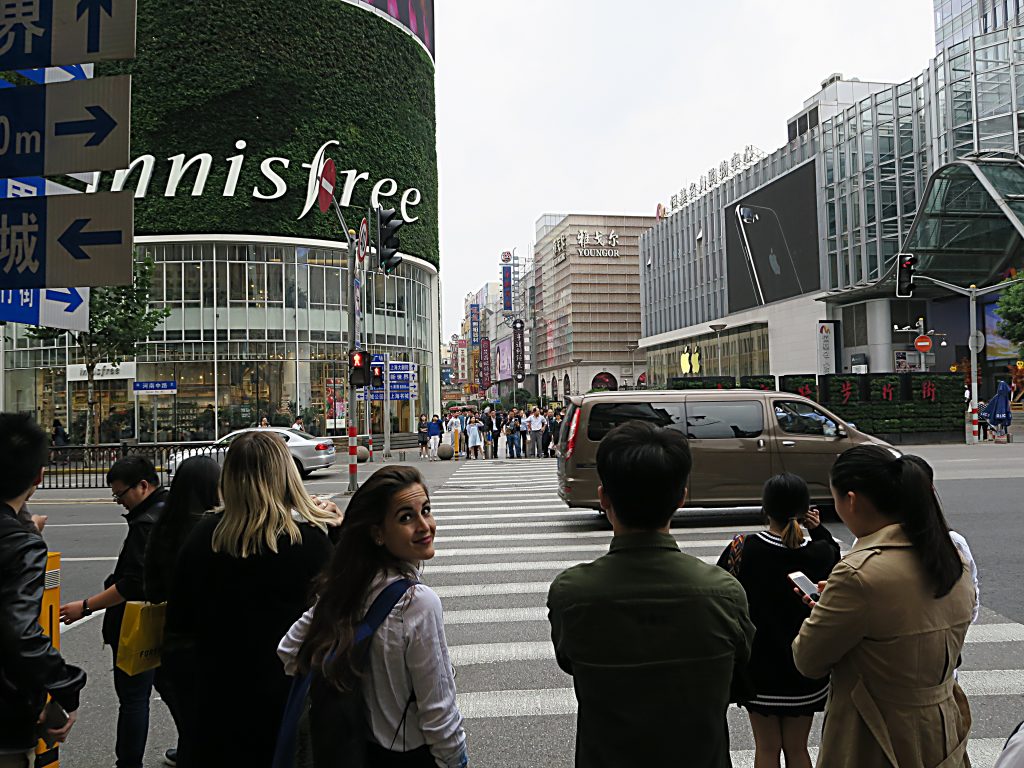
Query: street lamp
709 323 728 377
626 343 640 390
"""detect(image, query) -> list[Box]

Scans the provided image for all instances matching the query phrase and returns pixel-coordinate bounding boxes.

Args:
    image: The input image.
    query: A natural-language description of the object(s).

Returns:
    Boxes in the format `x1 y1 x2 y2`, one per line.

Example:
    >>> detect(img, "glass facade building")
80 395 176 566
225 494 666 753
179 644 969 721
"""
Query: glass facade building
640 18 1024 387
3 237 440 442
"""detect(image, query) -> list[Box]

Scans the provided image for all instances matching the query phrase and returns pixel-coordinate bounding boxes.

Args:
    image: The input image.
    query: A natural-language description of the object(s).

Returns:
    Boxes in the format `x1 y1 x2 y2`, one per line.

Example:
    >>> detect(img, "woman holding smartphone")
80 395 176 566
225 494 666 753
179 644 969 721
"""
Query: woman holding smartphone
716 473 840 768
278 466 468 768
792 445 973 768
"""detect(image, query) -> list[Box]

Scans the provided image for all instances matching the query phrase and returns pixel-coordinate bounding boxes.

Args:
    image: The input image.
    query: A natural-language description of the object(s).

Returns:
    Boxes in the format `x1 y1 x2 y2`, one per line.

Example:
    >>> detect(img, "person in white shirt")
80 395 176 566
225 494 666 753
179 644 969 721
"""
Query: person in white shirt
446 413 462 458
525 407 547 458
278 465 467 768
291 417 304 431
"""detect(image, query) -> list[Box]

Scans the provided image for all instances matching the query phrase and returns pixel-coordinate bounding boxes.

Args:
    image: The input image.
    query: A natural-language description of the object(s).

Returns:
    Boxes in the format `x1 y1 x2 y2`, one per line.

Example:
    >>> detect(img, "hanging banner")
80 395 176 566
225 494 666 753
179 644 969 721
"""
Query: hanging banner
513 319 525 383
502 266 513 312
480 337 492 389
469 304 481 345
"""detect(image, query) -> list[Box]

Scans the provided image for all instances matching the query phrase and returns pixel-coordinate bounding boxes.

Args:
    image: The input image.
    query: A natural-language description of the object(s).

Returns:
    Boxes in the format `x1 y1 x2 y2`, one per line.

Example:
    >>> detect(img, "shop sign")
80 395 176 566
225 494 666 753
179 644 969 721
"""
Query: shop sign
501 265 513 312
666 144 766 213
480 338 492 389
513 319 525 383
93 140 423 224
816 320 838 375
554 230 621 262
66 361 136 381
469 304 481 345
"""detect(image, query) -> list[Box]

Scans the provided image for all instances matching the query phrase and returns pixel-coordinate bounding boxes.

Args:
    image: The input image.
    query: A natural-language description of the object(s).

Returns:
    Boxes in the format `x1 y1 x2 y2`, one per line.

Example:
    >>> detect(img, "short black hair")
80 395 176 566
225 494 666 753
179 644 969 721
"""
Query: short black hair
106 455 159 487
0 413 49 501
596 421 692 528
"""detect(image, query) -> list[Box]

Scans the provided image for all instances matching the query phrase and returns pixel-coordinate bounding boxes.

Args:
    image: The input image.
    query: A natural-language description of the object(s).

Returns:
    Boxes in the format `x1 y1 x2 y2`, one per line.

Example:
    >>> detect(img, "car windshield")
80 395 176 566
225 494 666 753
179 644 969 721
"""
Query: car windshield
287 429 316 440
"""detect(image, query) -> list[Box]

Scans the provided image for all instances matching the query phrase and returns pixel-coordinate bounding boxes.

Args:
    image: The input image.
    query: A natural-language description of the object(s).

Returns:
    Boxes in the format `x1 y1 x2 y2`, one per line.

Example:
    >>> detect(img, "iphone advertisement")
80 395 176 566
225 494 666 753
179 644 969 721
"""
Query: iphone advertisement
725 161 820 313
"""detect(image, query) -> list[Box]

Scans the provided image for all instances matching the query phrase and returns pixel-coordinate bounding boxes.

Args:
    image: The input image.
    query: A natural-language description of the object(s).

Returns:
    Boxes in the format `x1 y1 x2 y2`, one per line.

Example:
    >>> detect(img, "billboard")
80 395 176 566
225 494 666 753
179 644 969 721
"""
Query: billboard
480 338 492 389
513 319 526 383
457 340 469 382
502 265 513 311
984 302 1018 359
469 304 481 345
496 338 513 380
725 160 820 313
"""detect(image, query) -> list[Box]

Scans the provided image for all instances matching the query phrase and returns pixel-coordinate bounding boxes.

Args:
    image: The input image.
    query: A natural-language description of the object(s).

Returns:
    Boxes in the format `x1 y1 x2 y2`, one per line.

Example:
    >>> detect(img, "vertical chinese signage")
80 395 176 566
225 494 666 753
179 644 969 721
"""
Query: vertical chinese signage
480 337 492 389
457 339 469 383
512 319 525 383
469 303 481 346
816 320 839 375
502 266 513 312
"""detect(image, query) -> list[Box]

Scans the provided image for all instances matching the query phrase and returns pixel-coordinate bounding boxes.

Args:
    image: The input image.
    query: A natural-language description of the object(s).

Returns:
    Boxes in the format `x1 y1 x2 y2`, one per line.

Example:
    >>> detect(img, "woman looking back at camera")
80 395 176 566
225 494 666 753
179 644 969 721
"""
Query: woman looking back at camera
792 445 973 768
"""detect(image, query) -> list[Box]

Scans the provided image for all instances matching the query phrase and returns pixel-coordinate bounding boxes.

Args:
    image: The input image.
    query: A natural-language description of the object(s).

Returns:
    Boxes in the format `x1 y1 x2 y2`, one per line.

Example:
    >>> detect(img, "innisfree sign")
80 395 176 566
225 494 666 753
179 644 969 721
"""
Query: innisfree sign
92 140 424 224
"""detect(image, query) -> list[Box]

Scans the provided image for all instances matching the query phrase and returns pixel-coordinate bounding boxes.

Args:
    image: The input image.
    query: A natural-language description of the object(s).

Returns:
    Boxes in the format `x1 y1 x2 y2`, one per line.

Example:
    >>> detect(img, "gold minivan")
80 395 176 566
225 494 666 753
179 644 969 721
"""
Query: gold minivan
557 389 890 513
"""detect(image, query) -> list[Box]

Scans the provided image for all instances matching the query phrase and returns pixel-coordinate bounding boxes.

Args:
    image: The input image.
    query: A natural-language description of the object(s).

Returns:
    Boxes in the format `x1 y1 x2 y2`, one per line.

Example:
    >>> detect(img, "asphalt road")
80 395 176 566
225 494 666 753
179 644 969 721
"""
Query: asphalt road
25 443 1024 768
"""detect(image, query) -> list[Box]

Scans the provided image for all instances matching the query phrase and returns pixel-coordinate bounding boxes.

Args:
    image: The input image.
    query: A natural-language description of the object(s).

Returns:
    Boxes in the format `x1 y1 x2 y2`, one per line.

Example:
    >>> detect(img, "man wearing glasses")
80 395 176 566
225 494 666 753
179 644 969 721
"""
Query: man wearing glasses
60 456 169 768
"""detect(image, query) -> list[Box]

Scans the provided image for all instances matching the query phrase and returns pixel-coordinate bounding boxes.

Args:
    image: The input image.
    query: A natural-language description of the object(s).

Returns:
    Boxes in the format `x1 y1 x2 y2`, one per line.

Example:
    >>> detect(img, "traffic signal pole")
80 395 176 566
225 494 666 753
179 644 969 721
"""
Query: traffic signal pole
330 197 361 493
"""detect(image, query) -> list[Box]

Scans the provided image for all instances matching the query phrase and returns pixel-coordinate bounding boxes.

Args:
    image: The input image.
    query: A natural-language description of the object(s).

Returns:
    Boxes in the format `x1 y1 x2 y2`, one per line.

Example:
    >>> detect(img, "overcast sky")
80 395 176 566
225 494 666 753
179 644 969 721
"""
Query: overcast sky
433 0 936 338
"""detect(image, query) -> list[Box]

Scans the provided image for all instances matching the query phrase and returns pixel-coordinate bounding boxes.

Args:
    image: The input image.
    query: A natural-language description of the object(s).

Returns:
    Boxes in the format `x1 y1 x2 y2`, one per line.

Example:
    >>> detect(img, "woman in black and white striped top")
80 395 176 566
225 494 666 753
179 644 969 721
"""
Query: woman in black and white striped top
716 473 841 768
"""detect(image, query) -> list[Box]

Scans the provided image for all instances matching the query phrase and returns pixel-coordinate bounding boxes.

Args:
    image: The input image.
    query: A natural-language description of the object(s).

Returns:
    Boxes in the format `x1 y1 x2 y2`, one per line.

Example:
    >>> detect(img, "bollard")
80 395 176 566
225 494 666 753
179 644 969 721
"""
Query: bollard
971 406 979 444
368 434 374 462
36 552 62 768
348 425 358 489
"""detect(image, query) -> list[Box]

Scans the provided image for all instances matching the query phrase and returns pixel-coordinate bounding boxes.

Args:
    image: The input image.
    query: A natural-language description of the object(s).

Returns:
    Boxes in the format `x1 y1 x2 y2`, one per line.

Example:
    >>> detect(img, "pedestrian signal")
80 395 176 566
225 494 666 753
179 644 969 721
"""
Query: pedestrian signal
896 254 916 298
349 349 370 387
371 363 384 388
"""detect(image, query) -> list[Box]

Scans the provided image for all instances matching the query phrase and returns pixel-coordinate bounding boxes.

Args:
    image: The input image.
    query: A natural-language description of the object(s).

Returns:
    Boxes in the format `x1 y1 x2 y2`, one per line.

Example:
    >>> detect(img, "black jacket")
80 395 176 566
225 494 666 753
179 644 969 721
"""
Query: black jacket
0 504 87 751
103 488 168 646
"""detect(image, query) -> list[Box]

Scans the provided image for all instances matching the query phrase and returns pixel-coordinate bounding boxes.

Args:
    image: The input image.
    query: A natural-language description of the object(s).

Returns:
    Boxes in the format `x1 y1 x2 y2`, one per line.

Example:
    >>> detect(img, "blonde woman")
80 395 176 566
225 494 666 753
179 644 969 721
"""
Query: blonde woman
164 431 340 768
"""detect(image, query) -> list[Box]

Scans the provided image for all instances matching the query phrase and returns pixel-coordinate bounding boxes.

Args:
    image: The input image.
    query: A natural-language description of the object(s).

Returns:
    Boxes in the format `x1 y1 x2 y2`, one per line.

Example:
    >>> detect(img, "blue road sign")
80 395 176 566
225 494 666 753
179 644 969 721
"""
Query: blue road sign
0 0 137 72
0 192 133 289
357 391 416 402
133 380 177 394
0 76 130 178
0 286 89 330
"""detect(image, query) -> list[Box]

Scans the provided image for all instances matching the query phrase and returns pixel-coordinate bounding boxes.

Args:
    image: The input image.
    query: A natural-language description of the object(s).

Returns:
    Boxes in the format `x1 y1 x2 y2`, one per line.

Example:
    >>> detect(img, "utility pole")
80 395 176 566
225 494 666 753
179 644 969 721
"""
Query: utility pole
329 197 360 493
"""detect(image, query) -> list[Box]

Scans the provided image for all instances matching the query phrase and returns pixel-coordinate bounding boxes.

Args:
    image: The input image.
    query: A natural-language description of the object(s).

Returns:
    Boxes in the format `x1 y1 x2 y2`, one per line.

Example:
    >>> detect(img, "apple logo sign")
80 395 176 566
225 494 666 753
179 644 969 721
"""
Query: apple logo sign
768 248 782 276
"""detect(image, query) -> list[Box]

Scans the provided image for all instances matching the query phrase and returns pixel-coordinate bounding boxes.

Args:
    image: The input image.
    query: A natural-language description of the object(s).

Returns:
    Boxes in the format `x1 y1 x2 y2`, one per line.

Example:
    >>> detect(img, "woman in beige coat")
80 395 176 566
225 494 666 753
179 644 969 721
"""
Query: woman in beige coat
792 445 974 768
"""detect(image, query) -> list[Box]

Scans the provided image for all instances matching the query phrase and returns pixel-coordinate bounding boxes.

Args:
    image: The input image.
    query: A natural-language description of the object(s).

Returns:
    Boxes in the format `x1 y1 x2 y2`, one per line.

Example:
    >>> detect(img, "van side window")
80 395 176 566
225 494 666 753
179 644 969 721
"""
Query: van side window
774 400 838 437
586 402 685 441
686 401 764 439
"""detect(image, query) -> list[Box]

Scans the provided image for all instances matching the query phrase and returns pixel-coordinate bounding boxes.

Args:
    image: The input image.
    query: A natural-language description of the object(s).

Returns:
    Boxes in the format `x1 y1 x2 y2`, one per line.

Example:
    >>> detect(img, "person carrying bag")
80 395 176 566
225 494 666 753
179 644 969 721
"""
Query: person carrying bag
116 602 167 676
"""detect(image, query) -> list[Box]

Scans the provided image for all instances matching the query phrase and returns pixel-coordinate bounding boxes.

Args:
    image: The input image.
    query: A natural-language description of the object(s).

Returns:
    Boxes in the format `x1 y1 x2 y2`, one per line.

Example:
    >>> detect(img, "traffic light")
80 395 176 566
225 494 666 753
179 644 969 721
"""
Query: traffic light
896 254 916 298
370 363 384 387
377 206 403 274
348 349 370 387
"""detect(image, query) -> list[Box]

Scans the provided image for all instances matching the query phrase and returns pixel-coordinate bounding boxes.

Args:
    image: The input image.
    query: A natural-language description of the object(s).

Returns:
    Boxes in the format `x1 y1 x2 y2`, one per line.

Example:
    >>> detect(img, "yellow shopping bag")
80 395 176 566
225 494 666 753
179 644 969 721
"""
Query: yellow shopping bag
116 601 166 675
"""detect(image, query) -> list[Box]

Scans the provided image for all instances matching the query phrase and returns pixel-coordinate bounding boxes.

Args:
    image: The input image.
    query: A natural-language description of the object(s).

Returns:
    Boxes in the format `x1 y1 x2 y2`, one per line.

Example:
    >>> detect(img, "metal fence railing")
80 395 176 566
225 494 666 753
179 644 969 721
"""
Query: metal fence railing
42 441 219 490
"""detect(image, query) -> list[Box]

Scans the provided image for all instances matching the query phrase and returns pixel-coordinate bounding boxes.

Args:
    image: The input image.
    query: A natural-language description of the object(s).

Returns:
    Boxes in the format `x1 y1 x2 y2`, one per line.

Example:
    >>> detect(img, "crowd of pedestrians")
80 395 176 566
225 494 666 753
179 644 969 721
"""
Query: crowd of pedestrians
3 407 1023 768
413 405 563 461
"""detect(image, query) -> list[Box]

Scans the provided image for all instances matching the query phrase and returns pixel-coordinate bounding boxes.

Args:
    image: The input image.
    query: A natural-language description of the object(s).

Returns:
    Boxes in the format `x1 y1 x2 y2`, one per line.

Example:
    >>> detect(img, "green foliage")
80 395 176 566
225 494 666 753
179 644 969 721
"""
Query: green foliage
740 375 777 391
667 377 736 390
502 388 535 411
96 1 439 268
779 375 819 401
996 282 1024 354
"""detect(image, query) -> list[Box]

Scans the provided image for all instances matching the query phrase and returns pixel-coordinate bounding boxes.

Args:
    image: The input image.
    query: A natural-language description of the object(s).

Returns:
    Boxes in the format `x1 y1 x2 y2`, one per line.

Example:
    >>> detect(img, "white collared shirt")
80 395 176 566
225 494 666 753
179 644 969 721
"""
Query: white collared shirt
278 571 467 767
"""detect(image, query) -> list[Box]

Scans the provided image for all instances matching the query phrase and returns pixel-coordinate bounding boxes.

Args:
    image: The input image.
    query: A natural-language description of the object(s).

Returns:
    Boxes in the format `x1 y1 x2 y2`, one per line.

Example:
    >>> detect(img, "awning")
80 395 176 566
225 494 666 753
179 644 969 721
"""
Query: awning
824 152 1024 304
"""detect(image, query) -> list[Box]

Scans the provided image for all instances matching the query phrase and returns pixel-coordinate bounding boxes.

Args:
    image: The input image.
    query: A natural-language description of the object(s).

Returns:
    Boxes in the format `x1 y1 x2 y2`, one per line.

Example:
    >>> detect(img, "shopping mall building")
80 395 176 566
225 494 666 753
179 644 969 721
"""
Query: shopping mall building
640 2 1024 392
2 0 442 441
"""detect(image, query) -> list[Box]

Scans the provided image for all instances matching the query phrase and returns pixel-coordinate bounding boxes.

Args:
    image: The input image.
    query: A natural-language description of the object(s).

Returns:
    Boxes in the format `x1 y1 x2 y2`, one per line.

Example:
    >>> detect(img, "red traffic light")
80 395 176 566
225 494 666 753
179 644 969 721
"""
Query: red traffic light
349 349 370 387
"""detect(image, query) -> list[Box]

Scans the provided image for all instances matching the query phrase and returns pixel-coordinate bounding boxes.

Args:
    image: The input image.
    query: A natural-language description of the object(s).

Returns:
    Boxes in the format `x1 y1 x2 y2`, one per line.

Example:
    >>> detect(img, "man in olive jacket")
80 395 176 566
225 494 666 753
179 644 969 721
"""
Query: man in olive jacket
548 421 754 768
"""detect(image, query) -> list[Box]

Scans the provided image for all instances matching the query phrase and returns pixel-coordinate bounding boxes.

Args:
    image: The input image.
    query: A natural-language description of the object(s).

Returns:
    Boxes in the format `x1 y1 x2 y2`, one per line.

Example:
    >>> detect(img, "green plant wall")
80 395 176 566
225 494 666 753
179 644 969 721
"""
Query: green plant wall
98 0 439 268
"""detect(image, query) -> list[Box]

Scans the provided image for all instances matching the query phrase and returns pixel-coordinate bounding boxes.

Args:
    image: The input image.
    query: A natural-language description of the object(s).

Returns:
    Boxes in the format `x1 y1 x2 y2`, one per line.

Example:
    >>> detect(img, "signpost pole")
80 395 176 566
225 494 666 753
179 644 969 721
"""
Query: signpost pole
969 287 980 445
329 196 360 493
384 354 392 459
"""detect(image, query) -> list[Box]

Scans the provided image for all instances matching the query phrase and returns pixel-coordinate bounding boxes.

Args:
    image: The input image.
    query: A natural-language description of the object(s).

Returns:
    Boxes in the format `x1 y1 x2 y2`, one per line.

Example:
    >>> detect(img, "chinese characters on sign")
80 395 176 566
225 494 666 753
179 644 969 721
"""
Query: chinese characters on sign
480 338 492 389
132 380 177 393
667 145 767 213
469 303 481 346
0 211 41 276
512 319 525 383
816 321 838 375
501 265 513 312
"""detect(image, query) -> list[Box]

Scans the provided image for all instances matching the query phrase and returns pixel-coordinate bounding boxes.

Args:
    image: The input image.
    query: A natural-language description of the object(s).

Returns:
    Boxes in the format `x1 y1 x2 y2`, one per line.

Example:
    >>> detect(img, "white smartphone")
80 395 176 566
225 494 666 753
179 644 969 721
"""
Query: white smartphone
788 571 821 602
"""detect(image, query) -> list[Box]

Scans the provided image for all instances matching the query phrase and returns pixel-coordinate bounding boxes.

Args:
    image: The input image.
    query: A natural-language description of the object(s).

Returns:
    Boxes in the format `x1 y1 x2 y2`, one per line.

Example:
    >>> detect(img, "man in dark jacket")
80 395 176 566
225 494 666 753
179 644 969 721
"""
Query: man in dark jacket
60 456 169 768
1 414 86 766
547 421 754 768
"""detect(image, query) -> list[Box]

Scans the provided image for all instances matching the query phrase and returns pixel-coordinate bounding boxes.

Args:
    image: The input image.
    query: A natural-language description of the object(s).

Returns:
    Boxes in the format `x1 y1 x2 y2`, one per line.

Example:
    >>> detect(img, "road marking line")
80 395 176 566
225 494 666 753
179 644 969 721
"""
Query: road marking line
438 528 757 542
426 557 719 574
966 623 1024 643
42 522 125 527
433 541 730 558
432 500 569 508
435 582 551 598
62 557 118 562
446 608 547 625
434 511 596 521
437 519 598 531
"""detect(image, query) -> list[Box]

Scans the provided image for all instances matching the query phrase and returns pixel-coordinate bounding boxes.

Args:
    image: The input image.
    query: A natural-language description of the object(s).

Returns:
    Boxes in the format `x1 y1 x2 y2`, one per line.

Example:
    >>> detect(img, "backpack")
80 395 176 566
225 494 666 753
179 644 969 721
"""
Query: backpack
272 579 415 768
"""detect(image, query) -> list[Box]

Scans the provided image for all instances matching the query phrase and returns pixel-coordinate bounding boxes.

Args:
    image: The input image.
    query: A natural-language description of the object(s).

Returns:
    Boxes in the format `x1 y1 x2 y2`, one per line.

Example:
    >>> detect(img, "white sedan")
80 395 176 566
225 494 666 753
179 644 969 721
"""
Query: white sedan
166 427 336 481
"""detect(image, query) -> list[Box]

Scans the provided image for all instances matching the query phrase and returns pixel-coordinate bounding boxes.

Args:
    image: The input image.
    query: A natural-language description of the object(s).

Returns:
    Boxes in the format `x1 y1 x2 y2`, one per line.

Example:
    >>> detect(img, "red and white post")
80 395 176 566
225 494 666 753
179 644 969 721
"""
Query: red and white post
348 424 358 486
971 405 979 444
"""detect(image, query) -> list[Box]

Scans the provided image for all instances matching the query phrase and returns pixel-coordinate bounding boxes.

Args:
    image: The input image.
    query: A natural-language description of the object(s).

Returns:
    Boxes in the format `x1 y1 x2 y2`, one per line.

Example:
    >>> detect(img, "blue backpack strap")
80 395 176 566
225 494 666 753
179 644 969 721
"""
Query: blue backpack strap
355 578 415 645
272 578 415 768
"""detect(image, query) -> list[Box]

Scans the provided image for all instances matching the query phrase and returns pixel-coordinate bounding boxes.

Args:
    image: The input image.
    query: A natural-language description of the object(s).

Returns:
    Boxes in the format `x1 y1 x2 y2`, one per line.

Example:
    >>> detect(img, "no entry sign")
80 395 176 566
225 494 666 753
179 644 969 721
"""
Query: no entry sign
317 158 336 214
914 335 933 353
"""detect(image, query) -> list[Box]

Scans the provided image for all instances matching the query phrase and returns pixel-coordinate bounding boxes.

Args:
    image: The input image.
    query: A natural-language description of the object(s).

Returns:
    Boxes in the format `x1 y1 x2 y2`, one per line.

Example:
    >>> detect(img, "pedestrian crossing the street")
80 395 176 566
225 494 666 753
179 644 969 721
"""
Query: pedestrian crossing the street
429 458 1024 768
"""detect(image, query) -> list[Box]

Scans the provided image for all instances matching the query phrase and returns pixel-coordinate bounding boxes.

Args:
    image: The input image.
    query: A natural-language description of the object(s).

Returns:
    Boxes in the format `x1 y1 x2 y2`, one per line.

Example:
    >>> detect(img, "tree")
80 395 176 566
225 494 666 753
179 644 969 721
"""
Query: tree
28 255 170 445
997 282 1024 357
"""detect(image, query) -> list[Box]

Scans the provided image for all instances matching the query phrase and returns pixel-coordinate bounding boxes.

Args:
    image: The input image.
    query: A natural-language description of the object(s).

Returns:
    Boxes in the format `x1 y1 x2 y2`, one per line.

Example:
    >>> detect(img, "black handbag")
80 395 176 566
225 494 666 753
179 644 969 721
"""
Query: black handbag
273 579 415 768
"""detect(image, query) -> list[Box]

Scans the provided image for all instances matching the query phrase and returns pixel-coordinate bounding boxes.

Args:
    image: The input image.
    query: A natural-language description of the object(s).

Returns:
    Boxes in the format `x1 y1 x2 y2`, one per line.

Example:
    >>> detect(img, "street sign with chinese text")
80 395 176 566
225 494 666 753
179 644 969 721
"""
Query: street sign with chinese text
512 319 525 383
0 191 133 289
469 303 480 345
133 380 177 395
0 75 131 178
0 285 88 330
501 265 513 312
0 0 137 72
480 337 492 389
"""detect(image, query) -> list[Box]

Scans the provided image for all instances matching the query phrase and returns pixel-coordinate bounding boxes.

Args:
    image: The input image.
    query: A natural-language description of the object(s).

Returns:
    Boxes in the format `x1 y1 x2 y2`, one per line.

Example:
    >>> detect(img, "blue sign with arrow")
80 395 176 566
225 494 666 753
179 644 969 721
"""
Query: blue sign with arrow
0 75 130 178
0 191 133 290
0 285 89 331
0 0 137 72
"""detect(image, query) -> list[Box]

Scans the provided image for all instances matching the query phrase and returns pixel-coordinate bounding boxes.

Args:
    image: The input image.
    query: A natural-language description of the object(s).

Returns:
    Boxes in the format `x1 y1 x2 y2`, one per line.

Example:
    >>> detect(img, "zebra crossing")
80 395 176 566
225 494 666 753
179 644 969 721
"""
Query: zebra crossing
428 458 1024 768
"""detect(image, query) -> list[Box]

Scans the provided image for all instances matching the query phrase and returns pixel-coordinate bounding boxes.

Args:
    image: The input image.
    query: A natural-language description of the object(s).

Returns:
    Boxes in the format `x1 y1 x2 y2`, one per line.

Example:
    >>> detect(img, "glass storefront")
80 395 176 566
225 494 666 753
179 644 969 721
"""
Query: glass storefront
647 325 770 388
3 237 439 442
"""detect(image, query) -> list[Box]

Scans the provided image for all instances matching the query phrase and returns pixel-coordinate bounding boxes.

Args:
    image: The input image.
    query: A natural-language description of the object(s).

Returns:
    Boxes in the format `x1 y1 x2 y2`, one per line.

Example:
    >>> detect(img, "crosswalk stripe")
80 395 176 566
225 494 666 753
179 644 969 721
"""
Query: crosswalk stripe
433 511 596 521
432 500 569 508
434 582 551 597
426 557 719 574
438 527 780 542
433 541 730 558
